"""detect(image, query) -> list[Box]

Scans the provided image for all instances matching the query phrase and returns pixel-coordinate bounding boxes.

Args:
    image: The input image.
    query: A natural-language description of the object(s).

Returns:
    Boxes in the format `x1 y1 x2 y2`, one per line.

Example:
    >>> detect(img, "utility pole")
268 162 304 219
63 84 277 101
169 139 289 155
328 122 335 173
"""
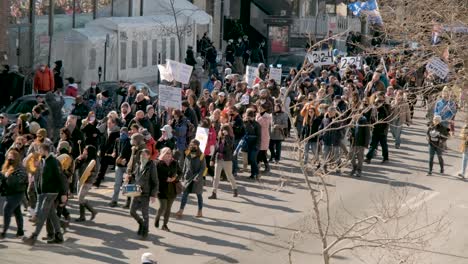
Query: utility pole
48 0 54 66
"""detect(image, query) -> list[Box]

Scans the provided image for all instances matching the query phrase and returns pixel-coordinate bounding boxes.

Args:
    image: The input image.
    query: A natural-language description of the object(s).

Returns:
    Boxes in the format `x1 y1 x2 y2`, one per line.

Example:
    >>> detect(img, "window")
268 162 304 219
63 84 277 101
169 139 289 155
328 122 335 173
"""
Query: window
142 40 148 67
152 39 158 65
120 42 127 70
170 37 176 60
162 38 167 63
131 40 138 68
89 48 96 70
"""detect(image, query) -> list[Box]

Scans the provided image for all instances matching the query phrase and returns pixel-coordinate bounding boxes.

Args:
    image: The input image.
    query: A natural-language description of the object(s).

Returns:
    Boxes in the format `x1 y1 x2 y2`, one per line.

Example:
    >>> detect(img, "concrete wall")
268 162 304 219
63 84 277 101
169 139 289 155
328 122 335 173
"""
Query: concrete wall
0 0 9 65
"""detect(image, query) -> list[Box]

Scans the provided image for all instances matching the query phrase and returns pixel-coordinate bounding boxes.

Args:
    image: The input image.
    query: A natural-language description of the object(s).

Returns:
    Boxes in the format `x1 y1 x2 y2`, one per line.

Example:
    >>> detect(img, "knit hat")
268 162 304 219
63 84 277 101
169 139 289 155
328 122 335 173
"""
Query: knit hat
28 122 41 135
36 128 47 138
146 105 154 112
57 141 71 153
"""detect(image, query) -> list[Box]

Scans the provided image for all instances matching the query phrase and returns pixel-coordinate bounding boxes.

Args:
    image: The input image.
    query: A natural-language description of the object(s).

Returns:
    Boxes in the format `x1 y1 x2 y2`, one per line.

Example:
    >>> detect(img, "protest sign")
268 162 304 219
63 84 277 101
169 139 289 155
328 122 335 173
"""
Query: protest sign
426 57 449 80
166 59 193 84
159 85 182 109
158 64 174 82
195 127 209 153
246 66 258 87
240 94 250 105
339 57 362 69
306 50 334 66
269 67 282 83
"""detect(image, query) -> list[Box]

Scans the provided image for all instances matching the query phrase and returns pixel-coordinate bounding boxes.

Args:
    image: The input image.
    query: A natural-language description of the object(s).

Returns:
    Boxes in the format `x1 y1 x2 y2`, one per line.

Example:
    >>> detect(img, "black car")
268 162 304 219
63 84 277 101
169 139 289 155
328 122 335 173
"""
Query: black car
2 94 75 125
272 53 307 84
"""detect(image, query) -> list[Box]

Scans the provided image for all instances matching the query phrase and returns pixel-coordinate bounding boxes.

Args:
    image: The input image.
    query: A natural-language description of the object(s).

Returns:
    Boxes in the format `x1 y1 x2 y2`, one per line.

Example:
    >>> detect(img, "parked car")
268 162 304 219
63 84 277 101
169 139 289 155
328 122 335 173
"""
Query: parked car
131 82 158 98
272 53 306 84
2 94 75 125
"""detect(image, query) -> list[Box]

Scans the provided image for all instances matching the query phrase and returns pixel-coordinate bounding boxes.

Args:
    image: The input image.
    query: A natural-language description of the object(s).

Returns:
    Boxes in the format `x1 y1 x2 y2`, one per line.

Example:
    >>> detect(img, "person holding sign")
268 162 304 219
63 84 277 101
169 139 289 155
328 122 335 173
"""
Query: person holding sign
208 125 238 199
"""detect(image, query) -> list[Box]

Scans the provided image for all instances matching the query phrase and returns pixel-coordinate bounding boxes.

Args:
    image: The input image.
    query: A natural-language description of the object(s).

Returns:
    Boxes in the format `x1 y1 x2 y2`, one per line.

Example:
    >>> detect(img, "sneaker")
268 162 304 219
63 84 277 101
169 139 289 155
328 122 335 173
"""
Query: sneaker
356 171 362 177
440 168 444 174
426 171 432 176
458 173 465 179
162 225 171 232
108 201 118 208
15 230 24 238
381 159 389 164
364 159 371 164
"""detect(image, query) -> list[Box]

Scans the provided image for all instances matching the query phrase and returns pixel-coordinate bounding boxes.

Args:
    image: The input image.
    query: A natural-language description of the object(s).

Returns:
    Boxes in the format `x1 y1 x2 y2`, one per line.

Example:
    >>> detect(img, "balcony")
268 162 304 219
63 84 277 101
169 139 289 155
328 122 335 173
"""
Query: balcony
291 15 363 38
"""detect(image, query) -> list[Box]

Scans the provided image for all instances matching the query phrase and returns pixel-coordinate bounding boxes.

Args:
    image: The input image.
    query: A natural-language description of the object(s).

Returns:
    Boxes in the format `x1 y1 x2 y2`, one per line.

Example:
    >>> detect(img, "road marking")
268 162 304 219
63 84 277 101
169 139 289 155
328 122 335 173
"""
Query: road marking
403 190 440 209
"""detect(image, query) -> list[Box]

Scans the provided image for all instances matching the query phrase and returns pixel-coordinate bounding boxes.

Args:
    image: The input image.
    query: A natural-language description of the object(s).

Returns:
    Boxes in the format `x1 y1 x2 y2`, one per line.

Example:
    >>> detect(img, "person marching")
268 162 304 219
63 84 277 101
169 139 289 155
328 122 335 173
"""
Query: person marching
123 133 147 209
126 149 159 239
0 149 28 238
208 125 238 199
23 144 67 245
155 147 179 232
426 115 449 176
56 141 74 229
176 139 206 219
109 127 132 207
74 145 98 222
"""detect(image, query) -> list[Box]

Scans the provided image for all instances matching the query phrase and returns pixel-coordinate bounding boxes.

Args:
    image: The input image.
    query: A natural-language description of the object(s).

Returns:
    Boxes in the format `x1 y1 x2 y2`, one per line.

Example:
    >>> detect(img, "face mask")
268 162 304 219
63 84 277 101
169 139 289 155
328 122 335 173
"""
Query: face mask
190 147 197 153
91 85 96 89
89 117 95 122
40 66 45 71
7 159 14 164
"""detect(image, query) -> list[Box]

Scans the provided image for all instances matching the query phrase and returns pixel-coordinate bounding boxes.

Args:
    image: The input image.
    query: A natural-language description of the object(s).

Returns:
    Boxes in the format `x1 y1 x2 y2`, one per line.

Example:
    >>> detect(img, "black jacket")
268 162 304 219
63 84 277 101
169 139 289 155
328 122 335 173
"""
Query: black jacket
31 116 48 129
213 135 234 161
372 103 391 135
302 115 323 143
100 128 120 158
114 137 132 167
132 160 159 197
320 114 342 146
244 120 261 150
349 116 371 147
156 137 176 150
38 155 67 195
231 114 245 141
184 108 199 128
0 166 28 196
156 160 178 199
71 103 90 123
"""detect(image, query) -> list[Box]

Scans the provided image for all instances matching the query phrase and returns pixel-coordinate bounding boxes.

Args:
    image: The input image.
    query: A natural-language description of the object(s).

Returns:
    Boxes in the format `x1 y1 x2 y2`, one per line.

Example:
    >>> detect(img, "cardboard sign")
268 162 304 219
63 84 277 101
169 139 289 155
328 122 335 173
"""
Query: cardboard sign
166 59 193 84
307 50 334 66
159 85 182 109
339 57 362 69
426 57 449 80
240 94 250 105
246 66 258 87
158 64 174 82
269 67 282 83
195 126 209 153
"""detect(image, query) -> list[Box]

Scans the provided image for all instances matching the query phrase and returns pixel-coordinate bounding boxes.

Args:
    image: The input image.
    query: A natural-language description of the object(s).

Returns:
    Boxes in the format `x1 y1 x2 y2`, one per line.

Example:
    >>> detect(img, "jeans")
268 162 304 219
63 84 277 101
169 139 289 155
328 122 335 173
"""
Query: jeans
2 193 24 234
248 149 259 177
156 198 175 226
232 139 240 174
304 141 319 163
112 166 126 202
366 133 389 161
390 119 403 146
95 156 114 186
269 140 282 162
461 149 468 176
130 196 150 228
213 159 237 193
350 146 365 172
429 144 444 172
180 191 203 211
323 145 341 170
33 193 61 236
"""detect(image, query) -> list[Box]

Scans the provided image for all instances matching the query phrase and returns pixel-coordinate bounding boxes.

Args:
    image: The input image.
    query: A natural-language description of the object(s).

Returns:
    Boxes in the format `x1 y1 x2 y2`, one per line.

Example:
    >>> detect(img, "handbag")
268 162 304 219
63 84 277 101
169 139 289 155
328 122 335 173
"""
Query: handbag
175 181 185 195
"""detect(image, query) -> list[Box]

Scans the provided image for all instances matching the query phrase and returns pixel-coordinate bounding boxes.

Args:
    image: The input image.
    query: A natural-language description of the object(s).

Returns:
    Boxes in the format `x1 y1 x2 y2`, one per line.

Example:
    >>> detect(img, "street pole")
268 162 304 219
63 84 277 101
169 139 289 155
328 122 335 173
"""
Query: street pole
129 0 133 17
93 0 98 19
48 0 54 67
72 0 76 28
29 0 35 70
219 0 224 50
104 34 109 81
140 0 144 16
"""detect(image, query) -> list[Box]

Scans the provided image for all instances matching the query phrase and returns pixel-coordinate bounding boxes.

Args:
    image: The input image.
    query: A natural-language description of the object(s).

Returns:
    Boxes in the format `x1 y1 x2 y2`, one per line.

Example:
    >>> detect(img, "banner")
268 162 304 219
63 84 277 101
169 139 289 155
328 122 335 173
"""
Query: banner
339 57 362 69
159 85 182 109
307 50 334 66
426 57 449 80
269 67 282 83
246 66 258 87
195 127 209 153
166 60 193 85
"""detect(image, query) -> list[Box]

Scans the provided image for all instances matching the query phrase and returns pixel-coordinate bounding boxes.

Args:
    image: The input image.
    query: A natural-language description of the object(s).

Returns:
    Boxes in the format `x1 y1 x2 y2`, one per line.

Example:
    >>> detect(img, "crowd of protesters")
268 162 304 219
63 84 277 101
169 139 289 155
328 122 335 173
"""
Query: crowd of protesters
0 38 464 251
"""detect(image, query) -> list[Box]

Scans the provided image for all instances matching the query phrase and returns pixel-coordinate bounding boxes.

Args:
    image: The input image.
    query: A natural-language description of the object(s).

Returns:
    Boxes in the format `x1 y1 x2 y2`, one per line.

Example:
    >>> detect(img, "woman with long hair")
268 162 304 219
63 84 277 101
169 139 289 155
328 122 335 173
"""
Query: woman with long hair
74 145 98 222
269 103 289 163
0 149 28 238
155 147 179 232
176 139 206 219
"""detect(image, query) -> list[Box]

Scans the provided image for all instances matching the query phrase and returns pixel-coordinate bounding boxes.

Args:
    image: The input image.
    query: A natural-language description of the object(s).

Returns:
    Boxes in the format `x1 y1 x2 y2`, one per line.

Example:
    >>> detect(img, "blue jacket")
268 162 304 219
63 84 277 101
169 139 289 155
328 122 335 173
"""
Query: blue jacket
434 99 457 121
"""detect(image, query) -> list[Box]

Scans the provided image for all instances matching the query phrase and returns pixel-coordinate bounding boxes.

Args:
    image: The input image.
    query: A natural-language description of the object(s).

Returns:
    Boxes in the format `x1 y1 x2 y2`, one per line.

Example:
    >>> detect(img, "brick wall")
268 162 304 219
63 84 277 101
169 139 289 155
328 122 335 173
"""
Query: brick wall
0 0 8 65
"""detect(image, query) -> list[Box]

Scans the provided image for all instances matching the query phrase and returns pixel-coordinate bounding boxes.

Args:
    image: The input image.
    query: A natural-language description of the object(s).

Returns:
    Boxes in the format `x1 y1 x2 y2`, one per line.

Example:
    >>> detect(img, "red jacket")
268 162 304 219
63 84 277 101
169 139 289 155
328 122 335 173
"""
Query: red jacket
204 127 217 156
146 138 158 160
34 67 55 93
65 84 78 97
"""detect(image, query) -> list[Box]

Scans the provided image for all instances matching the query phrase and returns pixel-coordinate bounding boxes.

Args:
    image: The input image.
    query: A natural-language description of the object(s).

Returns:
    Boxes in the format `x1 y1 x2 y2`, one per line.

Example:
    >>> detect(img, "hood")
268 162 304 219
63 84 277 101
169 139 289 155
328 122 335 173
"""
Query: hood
68 83 78 89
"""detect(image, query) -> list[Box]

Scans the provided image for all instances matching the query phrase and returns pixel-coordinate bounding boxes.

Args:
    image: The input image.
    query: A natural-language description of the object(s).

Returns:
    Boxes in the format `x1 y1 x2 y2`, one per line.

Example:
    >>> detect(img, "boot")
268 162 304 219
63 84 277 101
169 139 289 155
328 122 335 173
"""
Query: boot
137 221 143 236
264 163 270 173
233 189 238 197
141 223 149 240
122 197 131 209
154 217 160 228
23 234 38 246
47 232 64 244
196 210 203 218
208 192 217 199
84 201 98 221
75 204 86 222
175 209 184 219
15 229 24 238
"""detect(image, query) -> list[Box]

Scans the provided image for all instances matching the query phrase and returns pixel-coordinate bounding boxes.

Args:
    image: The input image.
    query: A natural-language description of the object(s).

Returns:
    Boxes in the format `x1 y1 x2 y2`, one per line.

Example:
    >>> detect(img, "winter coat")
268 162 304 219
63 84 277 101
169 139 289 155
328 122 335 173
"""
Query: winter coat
114 136 131 167
372 103 391 135
156 160 178 200
204 127 217 156
301 115 323 142
71 103 90 123
100 127 120 158
172 117 189 152
34 67 55 93
391 100 411 125
183 153 206 195
270 112 288 141
65 84 78 97
146 138 158 160
132 160 158 197
256 113 272 150
231 114 245 141
31 116 48 129
53 61 64 90
7 71 25 101
0 166 28 196
156 137 176 151
320 114 342 146
427 124 449 148
81 122 100 146
213 135 234 161
37 154 67 194
147 114 161 141
349 116 371 147
244 120 261 151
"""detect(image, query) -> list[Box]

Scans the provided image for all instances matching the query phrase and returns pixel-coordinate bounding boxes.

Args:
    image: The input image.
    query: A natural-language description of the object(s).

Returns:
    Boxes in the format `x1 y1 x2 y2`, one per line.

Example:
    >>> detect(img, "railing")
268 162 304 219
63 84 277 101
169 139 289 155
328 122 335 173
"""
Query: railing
291 15 362 37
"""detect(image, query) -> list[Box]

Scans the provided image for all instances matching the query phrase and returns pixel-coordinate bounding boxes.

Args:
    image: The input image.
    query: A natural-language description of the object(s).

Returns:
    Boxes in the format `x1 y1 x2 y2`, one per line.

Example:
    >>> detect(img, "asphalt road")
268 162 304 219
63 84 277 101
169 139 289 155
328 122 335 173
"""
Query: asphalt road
1 108 468 264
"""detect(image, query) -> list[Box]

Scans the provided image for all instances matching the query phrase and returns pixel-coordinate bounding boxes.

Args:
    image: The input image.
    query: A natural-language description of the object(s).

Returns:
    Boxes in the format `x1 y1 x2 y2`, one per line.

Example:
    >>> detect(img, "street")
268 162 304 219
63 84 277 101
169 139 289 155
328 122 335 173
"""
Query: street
1 108 468 264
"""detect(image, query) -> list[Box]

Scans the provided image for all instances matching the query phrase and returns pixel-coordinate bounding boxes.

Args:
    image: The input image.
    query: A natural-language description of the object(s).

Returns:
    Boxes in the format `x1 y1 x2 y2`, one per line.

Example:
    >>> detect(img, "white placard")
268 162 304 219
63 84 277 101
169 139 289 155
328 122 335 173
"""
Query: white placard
195 127 209 153
339 57 362 69
240 94 250 105
245 66 258 87
306 50 334 66
158 64 174 82
159 85 182 109
269 67 282 83
166 59 193 85
426 57 449 80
